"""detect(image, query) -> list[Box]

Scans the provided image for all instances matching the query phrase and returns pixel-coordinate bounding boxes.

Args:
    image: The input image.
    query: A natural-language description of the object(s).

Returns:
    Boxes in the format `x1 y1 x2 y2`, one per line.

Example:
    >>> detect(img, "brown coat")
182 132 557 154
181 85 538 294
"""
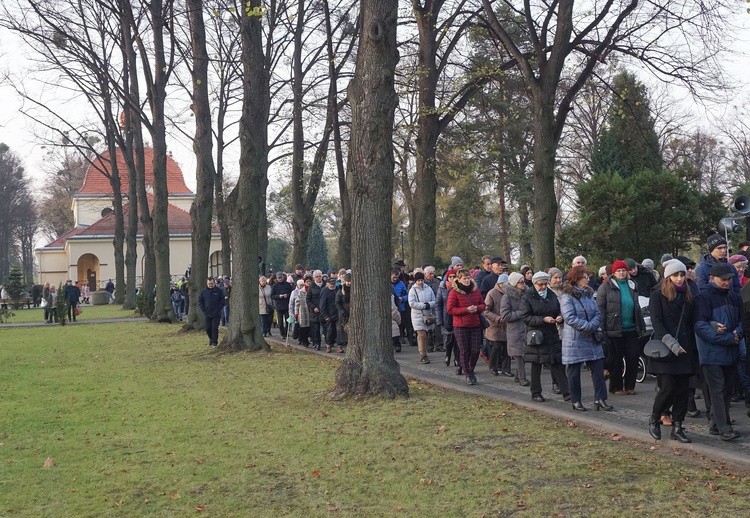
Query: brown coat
483 285 507 342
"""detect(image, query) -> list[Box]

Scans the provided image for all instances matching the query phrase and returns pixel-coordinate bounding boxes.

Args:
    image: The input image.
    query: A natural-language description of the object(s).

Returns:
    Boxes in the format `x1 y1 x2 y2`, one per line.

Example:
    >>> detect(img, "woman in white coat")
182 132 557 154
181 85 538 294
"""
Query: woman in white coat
409 272 437 364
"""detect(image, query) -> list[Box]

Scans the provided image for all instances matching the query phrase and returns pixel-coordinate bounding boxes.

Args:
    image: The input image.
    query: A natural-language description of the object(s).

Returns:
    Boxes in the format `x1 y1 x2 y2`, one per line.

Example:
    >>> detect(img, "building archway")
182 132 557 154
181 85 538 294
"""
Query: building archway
77 253 100 290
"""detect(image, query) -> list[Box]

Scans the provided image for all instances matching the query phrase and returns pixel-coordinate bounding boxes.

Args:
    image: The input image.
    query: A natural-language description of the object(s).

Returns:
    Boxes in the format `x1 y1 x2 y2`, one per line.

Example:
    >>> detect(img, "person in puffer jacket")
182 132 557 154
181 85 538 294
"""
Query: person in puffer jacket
447 269 486 386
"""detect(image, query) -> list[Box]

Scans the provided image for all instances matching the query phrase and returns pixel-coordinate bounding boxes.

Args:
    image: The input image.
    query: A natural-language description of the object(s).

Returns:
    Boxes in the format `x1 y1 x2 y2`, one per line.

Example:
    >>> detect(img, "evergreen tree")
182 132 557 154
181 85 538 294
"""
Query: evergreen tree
609 70 663 176
305 218 329 272
6 267 25 308
267 237 291 273
55 282 69 325
590 128 627 176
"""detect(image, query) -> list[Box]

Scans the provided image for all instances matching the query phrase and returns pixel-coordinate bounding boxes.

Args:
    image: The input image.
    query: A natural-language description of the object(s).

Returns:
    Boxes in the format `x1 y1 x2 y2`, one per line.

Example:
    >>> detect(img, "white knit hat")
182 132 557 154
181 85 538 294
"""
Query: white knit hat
663 259 687 278
531 271 550 283
508 272 524 287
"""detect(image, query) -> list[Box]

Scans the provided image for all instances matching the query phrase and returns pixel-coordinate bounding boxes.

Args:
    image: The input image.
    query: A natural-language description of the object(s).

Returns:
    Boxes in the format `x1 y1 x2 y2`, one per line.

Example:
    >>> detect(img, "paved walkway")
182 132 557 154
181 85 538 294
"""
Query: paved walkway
271 333 750 469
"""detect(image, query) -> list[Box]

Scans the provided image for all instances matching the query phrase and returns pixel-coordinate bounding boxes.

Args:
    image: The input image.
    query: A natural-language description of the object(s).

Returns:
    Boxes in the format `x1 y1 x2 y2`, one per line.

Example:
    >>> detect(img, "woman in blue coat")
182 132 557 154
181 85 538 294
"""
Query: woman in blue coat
560 266 612 412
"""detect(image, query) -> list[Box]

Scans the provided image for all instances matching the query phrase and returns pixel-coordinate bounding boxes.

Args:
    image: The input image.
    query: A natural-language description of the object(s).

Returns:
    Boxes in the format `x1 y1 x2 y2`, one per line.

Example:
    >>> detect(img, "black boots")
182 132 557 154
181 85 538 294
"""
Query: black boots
649 415 661 440
670 421 691 443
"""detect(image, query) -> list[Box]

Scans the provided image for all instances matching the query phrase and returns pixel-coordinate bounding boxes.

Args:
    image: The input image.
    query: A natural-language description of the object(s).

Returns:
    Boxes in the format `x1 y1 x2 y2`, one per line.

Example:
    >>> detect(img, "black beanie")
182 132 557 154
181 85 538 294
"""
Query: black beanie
707 233 728 252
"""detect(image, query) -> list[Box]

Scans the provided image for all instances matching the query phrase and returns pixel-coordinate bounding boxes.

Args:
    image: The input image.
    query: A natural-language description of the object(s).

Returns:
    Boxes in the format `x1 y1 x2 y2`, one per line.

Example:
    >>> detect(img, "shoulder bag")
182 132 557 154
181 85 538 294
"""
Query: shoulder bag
643 300 685 359
414 288 436 326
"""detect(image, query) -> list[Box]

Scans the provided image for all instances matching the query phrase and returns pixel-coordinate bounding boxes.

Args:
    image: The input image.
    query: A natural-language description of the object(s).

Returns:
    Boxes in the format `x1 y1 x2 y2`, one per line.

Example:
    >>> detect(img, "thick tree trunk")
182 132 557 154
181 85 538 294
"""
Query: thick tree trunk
219 0 270 352
105 131 127 306
183 0 215 332
336 135 352 269
333 0 408 399
146 0 175 323
531 97 559 270
134 127 155 301
215 140 231 276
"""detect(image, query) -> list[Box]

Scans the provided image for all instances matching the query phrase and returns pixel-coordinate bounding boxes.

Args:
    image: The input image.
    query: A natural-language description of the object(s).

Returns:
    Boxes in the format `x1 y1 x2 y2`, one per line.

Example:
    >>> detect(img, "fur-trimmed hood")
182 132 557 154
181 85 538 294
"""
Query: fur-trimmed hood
451 278 478 296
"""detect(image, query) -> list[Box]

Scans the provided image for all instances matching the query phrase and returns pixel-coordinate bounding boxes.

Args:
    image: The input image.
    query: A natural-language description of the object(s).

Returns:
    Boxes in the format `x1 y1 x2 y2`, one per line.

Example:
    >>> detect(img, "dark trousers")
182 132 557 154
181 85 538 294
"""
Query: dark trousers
298 326 310 346
567 359 607 404
68 302 78 321
325 320 337 346
310 321 321 346
652 373 690 422
276 310 289 337
488 340 509 372
608 331 640 392
514 356 526 381
702 364 737 434
443 331 458 362
260 313 273 335
204 315 220 346
530 361 568 397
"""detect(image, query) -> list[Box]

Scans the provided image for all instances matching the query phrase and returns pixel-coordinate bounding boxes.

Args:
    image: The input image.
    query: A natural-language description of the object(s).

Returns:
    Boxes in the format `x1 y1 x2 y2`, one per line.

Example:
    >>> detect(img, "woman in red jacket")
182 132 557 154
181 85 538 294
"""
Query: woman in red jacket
448 269 486 385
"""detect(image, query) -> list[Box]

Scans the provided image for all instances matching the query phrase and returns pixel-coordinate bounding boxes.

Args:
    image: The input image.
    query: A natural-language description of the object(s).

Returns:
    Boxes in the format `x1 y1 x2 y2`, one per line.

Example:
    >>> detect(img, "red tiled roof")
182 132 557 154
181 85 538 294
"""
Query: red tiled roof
45 226 87 248
79 147 193 195
41 195 218 248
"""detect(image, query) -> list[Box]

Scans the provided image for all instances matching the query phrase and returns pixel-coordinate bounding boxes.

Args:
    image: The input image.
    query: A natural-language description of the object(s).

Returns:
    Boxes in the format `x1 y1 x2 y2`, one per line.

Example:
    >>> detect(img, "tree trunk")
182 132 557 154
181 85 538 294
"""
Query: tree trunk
104 130 127 306
530 96 559 270
496 155 511 265
336 134 352 269
411 2 440 268
145 0 174 323
134 127 155 301
219 0 270 352
183 0 215 332
215 136 231 276
333 0 408 399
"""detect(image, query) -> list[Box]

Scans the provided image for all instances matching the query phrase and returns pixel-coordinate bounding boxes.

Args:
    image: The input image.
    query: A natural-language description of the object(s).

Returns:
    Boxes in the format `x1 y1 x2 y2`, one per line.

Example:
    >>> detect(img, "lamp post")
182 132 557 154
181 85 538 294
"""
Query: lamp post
399 226 405 261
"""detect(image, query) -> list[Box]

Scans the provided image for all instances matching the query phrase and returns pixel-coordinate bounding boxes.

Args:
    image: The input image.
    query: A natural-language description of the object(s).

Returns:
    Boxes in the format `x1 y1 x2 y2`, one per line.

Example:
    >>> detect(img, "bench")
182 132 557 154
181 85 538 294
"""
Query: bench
0 297 34 309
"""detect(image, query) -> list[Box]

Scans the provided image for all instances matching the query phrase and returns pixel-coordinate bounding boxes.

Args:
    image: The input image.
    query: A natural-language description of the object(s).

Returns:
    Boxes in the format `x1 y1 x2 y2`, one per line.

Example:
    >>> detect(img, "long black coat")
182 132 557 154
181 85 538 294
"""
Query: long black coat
647 288 698 376
521 289 562 365
307 283 324 323
596 278 646 338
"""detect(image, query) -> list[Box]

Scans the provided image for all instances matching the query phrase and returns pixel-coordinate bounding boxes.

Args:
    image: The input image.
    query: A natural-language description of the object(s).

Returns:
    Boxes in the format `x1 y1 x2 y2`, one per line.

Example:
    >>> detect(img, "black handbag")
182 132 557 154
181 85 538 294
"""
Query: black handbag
479 313 490 329
526 329 544 345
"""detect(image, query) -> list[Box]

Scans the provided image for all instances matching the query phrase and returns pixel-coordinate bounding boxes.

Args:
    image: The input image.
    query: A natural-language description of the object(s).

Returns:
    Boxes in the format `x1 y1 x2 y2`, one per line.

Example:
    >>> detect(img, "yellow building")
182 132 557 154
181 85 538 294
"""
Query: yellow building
36 148 223 289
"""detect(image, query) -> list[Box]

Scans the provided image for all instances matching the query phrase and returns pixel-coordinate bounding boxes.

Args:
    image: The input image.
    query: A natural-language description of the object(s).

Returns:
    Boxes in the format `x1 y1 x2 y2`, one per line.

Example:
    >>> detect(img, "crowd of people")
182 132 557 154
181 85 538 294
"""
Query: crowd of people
194 232 750 444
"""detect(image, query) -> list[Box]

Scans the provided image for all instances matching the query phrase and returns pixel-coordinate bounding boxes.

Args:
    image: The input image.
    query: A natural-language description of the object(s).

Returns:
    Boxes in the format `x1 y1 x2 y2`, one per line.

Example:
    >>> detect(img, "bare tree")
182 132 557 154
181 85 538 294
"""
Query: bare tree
482 0 735 268
333 0 408 398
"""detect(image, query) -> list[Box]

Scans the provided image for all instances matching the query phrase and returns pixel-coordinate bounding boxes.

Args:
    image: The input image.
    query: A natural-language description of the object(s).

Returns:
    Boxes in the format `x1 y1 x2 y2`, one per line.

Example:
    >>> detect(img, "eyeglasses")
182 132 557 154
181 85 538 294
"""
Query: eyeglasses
534 282 548 287
448 275 456 278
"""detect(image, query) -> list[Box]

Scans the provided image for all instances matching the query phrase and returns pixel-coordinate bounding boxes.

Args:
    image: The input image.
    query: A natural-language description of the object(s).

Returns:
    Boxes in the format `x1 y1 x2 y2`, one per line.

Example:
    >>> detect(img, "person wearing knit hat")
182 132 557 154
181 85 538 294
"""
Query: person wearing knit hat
647 257 696 442
728 254 749 287
559 264 612 412
484 271 513 377
507 272 524 287
598 259 647 396
660 253 674 266
624 257 657 297
695 232 741 294
450 256 463 270
521 264 570 403
546 267 564 296
409 269 437 364
499 270 530 386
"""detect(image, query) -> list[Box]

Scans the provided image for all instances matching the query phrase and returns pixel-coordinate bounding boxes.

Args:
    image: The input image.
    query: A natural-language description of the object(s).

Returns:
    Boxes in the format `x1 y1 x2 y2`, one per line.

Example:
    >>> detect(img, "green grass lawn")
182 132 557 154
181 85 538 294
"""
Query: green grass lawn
2 304 141 324
1 323 750 516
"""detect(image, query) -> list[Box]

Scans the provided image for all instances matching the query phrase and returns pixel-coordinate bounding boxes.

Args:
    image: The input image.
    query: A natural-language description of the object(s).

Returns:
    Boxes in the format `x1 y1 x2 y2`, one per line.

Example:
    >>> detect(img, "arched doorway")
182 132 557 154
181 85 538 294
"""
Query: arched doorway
77 253 100 290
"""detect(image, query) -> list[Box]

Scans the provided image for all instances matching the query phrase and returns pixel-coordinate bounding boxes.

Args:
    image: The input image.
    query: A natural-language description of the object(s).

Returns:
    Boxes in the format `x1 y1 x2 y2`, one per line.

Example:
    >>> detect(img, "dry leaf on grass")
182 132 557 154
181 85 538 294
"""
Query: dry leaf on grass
43 457 54 468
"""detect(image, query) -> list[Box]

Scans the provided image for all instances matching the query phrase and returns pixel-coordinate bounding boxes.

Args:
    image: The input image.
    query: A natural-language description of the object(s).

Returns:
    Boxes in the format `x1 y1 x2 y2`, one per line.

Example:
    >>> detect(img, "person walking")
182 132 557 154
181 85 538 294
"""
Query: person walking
409 272 437 364
271 272 293 338
295 276 312 347
447 269 486 385
335 273 351 353
500 272 529 386
560 266 612 412
647 259 697 442
436 270 458 369
259 276 274 337
198 277 225 347
63 280 80 322
483 274 512 376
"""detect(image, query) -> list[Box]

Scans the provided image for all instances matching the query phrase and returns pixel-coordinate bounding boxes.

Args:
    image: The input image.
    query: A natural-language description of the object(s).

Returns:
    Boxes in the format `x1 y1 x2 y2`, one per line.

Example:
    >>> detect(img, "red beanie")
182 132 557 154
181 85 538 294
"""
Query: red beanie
444 269 457 278
612 260 628 272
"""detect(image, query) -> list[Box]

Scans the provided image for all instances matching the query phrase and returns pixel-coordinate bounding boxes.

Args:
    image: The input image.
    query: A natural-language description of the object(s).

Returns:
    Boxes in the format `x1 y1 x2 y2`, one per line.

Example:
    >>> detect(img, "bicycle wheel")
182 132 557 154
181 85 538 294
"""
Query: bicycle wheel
636 356 646 383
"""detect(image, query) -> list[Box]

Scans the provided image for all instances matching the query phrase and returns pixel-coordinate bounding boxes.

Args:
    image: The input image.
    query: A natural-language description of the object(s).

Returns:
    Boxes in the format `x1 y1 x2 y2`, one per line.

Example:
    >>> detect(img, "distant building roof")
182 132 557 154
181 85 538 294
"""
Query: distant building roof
78 147 193 196
40 195 216 249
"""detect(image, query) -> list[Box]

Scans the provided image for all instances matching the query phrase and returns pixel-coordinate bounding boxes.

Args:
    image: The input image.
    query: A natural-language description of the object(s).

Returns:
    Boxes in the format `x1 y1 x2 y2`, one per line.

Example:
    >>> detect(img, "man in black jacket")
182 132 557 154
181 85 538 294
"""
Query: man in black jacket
198 277 225 347
271 271 293 338
320 277 339 352
64 280 80 322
